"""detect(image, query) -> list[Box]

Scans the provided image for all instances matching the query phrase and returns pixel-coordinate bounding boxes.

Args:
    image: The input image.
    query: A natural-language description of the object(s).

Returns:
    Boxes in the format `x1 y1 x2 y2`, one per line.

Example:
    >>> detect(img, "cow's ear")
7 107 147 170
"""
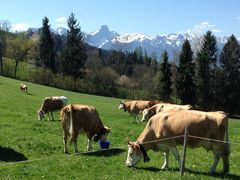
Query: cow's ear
133 143 140 150
66 107 71 113
127 141 132 145
159 105 164 111
105 127 111 133
93 135 98 142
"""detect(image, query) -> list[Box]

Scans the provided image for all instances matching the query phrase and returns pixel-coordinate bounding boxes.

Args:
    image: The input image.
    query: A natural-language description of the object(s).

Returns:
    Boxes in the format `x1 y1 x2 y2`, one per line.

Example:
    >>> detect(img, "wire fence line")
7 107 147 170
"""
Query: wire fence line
188 135 240 145
0 134 239 167
140 135 184 145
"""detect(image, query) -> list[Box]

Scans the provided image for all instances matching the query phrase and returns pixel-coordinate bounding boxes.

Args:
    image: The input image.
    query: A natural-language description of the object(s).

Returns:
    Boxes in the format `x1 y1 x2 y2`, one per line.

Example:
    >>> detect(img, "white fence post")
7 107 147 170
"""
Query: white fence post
180 126 189 176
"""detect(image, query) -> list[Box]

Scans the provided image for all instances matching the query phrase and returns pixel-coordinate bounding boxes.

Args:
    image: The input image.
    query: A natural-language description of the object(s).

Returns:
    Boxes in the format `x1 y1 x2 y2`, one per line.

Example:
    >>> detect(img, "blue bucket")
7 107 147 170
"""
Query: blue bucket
99 140 110 149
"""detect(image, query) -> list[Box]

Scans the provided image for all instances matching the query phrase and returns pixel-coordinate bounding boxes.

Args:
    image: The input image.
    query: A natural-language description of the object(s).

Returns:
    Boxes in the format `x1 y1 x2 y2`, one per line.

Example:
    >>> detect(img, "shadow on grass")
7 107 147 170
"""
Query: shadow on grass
0 146 28 162
80 148 125 157
134 166 161 172
26 92 33 96
136 166 240 179
135 166 180 173
185 168 240 179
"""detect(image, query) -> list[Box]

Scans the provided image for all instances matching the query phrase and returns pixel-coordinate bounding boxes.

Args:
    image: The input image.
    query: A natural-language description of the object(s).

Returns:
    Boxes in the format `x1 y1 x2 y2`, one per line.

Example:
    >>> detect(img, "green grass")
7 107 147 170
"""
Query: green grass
0 76 240 179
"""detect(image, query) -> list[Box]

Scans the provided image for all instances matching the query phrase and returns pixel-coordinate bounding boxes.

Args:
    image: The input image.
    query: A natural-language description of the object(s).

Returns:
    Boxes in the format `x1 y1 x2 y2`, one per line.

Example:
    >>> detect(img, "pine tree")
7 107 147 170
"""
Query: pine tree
196 31 218 110
155 51 172 101
39 17 55 72
61 13 87 79
219 35 240 115
176 39 196 105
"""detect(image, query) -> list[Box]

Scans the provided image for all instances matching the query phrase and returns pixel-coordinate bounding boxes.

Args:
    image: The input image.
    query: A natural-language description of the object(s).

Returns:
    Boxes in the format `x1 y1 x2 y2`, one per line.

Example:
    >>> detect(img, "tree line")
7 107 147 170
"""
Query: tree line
0 14 240 116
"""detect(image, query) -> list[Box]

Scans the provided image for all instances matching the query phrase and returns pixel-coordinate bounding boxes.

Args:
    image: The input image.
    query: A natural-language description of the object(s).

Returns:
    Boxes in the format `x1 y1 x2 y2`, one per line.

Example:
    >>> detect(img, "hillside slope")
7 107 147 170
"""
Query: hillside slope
0 76 239 179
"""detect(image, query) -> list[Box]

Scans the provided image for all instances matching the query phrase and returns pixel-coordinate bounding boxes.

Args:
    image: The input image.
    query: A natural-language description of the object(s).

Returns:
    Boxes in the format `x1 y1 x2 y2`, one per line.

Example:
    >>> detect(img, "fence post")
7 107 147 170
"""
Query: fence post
180 126 189 176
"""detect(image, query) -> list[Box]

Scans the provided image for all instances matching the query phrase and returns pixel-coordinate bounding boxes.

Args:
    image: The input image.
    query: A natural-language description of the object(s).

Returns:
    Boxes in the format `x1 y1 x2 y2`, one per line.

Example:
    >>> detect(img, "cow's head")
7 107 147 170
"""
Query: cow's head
126 141 150 167
141 108 156 122
37 110 45 120
141 109 149 122
93 126 111 142
23 85 28 92
118 101 126 111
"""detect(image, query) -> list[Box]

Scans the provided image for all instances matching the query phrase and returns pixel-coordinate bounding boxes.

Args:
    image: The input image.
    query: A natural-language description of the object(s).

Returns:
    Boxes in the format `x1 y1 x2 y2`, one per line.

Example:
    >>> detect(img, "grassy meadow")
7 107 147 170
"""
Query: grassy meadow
0 76 240 179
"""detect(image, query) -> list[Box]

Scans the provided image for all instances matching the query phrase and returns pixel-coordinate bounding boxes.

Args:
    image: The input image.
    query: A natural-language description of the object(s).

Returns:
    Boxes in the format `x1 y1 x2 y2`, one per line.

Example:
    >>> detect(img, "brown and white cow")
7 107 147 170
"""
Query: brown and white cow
60 104 111 153
20 83 28 92
37 96 68 121
142 103 192 122
126 110 230 175
119 100 163 121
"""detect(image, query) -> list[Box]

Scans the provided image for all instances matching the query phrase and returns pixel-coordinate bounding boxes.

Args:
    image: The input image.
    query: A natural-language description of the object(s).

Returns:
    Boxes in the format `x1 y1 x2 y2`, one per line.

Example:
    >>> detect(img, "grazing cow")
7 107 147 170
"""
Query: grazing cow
142 103 192 122
126 110 230 175
37 96 68 121
20 83 28 92
60 104 111 153
119 100 163 121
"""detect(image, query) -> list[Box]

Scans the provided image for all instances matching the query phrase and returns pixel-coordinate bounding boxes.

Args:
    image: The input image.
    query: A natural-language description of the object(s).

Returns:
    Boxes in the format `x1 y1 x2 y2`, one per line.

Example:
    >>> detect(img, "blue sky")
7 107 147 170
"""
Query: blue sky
2 0 240 37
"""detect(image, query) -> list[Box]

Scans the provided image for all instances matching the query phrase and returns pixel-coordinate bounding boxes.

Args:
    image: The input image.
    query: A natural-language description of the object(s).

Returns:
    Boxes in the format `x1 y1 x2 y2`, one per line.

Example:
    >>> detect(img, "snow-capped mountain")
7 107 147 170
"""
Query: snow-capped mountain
28 25 228 60
54 27 68 36
86 25 119 48
84 25 228 60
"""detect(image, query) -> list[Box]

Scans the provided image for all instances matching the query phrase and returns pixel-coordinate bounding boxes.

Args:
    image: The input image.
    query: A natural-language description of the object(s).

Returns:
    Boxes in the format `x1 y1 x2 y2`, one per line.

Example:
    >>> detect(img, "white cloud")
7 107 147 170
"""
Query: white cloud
55 16 67 29
55 16 67 23
186 21 222 34
10 23 31 32
212 29 222 33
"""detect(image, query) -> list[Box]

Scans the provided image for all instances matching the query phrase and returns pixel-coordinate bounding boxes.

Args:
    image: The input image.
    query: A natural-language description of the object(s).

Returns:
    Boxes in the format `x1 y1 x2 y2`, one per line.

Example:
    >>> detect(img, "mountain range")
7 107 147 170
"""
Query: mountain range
84 25 229 60
30 25 230 60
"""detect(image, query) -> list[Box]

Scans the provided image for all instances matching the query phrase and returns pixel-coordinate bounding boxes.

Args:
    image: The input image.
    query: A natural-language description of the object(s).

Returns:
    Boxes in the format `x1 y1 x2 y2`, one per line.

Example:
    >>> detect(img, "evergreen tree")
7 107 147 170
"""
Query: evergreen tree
61 13 87 79
196 31 218 110
39 17 55 72
150 57 158 74
155 51 172 101
176 39 196 105
219 35 240 115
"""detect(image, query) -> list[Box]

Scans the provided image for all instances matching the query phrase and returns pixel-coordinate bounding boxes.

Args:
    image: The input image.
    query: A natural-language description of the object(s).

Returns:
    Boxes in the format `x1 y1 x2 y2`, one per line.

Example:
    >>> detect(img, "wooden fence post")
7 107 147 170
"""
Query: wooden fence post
180 126 189 176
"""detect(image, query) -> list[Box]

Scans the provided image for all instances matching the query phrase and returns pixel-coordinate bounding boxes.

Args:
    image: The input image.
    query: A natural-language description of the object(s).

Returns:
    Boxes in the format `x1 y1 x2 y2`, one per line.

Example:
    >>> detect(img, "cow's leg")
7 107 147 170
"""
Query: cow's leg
134 114 139 123
63 131 68 154
47 112 50 121
72 139 78 153
161 151 169 169
87 138 93 151
170 147 181 168
209 153 220 174
222 154 229 174
51 112 54 120
222 143 230 174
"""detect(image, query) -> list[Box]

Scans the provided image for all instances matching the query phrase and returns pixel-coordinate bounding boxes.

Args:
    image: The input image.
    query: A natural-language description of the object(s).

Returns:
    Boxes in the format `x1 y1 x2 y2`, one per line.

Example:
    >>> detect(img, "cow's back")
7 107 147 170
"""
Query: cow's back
144 110 227 147
131 100 150 113
43 97 64 112
71 104 103 133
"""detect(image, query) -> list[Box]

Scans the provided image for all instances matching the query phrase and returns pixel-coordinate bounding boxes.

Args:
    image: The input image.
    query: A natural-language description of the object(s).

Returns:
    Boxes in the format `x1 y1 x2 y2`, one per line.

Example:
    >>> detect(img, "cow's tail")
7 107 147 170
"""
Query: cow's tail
223 114 230 174
68 104 74 145
224 116 230 156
